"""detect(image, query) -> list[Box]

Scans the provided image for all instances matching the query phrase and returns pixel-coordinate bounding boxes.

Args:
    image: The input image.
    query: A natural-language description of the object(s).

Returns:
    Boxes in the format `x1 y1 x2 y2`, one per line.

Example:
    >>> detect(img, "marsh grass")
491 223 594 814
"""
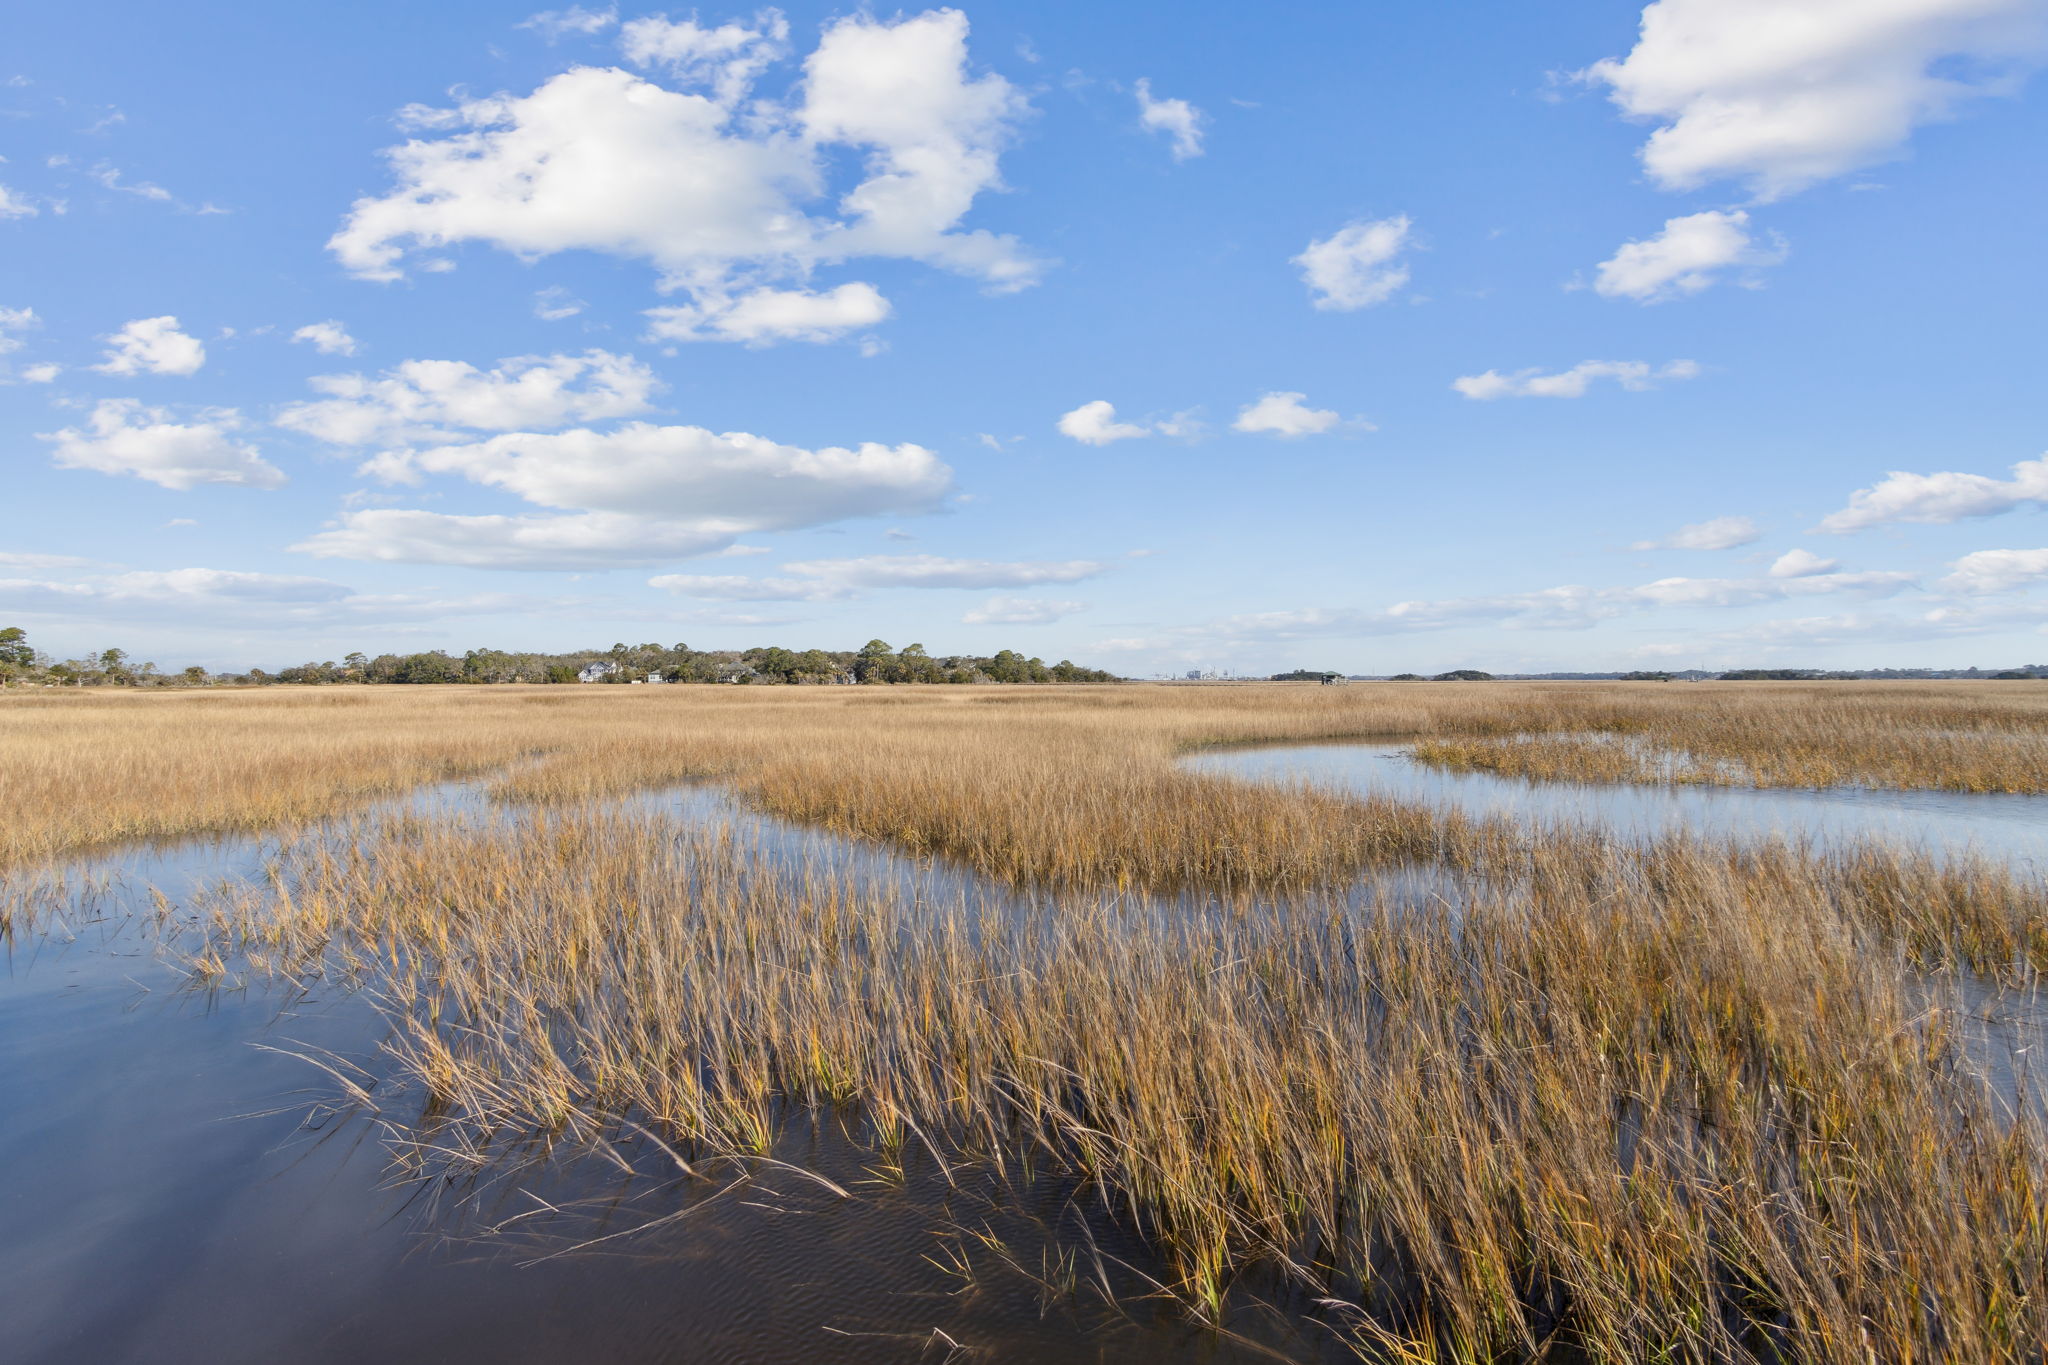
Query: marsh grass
10 681 2048 1359
11 679 2043 869
1406 681 2048 794
195 803 2046 1362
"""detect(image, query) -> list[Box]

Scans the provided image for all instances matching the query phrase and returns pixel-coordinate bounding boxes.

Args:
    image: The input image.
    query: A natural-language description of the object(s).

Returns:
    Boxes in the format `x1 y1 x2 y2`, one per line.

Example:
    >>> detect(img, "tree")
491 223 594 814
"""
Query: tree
0 626 32 680
1431 669 1495 682
750 646 802 682
389 651 461 684
896 642 939 683
853 638 896 683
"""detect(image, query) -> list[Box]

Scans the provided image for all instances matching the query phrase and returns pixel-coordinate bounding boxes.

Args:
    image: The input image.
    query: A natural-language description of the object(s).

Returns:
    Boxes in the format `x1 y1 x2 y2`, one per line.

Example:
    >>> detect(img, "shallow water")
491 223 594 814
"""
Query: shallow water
1190 737 2048 1115
1186 739 2048 872
8 760 2045 1362
0 782 1348 1365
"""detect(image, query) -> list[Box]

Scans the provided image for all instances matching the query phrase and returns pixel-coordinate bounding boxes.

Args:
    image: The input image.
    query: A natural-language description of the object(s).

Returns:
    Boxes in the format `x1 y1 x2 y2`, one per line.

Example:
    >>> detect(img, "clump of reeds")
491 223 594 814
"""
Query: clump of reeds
1411 681 2048 794
9 679 2045 874
195 803 2048 1362
14 679 2048 973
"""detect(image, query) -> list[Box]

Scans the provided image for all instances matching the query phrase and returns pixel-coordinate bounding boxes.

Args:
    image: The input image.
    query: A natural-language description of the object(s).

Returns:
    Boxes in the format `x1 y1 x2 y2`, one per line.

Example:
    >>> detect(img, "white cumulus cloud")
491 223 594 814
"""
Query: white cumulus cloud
1583 0 2048 201
1294 216 1413 311
1593 209 1786 302
650 556 1105 600
0 568 339 620
520 5 617 40
298 422 953 570
0 551 101 570
41 400 284 490
94 315 206 376
1092 567 1915 658
1453 358 1700 399
295 509 743 571
330 11 1038 340
1233 391 1345 438
1816 453 2048 531
373 426 950 520
0 564 556 633
780 554 1106 589
1940 547 2048 594
644 282 889 345
1134 78 1204 160
534 286 585 320
619 11 787 104
276 350 659 446
1629 515 1761 551
1768 548 1841 578
963 595 1086 624
1057 399 1152 446
0 307 51 382
647 573 853 602
290 320 359 356
0 305 38 353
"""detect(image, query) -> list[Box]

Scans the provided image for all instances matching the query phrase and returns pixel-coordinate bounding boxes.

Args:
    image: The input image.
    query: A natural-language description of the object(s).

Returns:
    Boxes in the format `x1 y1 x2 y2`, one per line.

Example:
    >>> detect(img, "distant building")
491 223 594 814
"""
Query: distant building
577 661 621 683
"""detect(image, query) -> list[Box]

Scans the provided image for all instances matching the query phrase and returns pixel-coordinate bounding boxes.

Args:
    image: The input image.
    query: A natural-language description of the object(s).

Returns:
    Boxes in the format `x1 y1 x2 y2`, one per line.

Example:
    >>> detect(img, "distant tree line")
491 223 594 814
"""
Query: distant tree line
1366 666 2047 682
0 628 208 689
0 627 1120 688
1714 666 2046 681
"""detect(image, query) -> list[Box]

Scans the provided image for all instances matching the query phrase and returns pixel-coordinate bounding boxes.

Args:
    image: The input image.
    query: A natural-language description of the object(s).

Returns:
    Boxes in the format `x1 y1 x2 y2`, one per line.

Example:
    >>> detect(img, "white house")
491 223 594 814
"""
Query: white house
577 661 621 683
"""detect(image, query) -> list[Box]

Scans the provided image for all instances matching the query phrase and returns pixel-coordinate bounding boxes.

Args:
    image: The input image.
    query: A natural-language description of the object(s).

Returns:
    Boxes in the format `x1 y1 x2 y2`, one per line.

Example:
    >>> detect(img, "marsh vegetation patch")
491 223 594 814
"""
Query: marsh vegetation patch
4 681 2047 1362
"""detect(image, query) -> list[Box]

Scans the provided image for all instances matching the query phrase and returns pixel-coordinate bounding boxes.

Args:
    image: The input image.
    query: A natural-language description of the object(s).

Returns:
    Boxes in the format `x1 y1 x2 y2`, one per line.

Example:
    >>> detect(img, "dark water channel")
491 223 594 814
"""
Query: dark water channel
0 784 1339 1365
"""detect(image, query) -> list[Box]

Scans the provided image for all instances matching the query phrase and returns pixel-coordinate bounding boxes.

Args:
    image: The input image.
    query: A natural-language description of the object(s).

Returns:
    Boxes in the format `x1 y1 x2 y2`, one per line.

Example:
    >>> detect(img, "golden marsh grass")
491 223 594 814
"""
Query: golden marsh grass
10 677 2047 863
6 680 2048 1359
1405 679 2048 793
199 804 2045 1360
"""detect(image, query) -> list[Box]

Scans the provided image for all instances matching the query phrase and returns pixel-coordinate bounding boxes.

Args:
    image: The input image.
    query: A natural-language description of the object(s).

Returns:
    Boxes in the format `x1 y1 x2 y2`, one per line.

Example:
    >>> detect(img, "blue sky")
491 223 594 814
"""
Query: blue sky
4 0 2047 675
